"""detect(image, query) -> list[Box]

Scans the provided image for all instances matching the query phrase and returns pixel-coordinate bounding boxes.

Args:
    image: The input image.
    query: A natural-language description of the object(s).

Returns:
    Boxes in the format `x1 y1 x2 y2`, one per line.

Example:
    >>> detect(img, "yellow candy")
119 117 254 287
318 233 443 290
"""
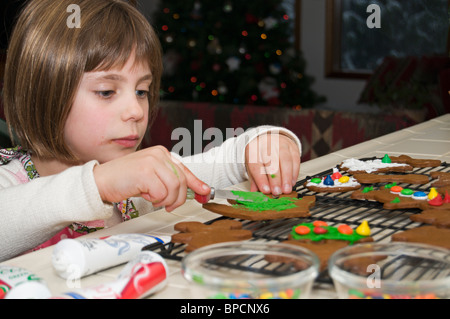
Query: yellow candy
428 187 438 200
338 176 350 183
356 220 371 236
260 292 274 299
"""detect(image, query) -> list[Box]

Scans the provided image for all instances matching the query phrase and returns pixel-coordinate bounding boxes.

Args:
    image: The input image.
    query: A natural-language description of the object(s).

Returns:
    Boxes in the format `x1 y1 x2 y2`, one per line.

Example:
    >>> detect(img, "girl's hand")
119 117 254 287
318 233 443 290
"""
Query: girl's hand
245 133 300 195
93 146 210 212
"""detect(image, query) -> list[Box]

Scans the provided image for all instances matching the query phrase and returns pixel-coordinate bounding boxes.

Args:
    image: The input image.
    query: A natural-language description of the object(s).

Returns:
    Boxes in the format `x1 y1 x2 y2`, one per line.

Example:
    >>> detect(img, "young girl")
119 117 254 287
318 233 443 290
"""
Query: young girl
0 0 301 262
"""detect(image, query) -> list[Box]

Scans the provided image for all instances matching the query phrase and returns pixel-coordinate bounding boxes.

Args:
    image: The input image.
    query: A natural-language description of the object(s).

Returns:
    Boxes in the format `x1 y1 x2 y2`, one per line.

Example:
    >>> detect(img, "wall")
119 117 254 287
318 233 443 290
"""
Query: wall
300 0 370 112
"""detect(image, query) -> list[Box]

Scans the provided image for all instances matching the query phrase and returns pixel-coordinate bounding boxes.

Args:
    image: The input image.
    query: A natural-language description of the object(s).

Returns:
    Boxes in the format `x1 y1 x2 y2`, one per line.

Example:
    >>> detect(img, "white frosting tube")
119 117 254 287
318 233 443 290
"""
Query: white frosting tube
51 233 170 280
0 266 52 299
54 251 168 299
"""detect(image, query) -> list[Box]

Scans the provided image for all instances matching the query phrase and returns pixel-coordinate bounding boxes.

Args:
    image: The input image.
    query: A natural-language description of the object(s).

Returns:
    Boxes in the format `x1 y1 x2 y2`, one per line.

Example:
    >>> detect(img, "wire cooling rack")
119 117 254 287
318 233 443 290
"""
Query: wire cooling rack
143 157 450 283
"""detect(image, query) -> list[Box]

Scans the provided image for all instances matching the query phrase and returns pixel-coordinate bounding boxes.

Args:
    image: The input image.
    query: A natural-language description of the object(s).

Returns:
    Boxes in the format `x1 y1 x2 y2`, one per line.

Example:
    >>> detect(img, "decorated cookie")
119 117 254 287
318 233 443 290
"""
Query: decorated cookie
304 168 361 193
410 209 450 228
339 155 413 174
202 191 315 220
171 220 252 252
268 221 373 271
391 225 450 249
351 184 450 210
430 171 450 187
352 173 430 185
388 155 441 168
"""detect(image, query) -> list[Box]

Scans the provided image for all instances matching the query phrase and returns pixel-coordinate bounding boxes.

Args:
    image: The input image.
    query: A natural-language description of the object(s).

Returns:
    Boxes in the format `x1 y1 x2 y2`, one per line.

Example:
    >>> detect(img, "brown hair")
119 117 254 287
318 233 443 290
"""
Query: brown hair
3 0 163 160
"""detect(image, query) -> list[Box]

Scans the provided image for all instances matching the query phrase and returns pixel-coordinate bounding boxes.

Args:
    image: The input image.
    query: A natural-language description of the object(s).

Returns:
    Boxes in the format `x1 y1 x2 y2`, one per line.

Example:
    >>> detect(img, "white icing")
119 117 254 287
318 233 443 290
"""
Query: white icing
340 158 408 173
306 176 360 188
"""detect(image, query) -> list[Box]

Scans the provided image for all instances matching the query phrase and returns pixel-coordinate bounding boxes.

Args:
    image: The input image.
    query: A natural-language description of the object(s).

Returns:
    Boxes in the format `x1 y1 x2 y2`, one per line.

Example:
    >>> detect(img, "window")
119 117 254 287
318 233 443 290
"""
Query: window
326 0 450 78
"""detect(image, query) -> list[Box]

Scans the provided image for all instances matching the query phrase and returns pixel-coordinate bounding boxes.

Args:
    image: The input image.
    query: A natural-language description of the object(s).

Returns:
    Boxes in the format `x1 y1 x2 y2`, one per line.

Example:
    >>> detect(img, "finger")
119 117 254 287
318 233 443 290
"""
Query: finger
247 162 271 194
181 163 210 196
279 150 294 194
151 161 185 208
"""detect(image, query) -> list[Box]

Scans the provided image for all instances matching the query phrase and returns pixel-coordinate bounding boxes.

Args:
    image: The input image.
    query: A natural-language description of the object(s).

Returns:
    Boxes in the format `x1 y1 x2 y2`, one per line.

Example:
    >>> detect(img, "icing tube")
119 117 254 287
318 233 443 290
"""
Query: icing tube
51 233 170 280
0 266 52 299
118 250 169 299
54 251 168 299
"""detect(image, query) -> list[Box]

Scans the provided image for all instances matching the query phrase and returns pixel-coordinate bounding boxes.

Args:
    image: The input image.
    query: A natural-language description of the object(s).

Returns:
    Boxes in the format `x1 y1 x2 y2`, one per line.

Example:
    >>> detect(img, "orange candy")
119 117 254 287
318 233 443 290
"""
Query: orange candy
313 220 328 227
295 225 310 235
390 186 403 193
338 224 353 235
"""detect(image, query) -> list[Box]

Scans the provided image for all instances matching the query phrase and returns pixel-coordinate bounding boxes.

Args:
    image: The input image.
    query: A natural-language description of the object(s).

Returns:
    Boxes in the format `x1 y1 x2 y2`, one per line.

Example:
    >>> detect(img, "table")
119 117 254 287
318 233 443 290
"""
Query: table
1 114 449 299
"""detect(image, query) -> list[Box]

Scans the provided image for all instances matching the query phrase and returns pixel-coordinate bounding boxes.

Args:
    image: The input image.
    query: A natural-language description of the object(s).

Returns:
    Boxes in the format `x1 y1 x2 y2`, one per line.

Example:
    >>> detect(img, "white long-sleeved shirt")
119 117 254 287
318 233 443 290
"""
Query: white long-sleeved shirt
0 126 300 261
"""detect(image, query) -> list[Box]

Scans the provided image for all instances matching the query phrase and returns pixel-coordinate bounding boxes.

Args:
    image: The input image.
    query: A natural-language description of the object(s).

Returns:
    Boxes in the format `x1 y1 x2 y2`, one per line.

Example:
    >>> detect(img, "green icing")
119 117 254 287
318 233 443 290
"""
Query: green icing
391 197 401 203
362 186 374 193
290 223 367 244
310 178 322 184
230 190 299 212
385 182 397 189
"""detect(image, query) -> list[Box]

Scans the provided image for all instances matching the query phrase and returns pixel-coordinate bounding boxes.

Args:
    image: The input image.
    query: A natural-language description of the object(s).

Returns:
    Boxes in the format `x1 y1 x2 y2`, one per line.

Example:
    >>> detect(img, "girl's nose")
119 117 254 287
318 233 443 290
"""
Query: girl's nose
122 93 145 121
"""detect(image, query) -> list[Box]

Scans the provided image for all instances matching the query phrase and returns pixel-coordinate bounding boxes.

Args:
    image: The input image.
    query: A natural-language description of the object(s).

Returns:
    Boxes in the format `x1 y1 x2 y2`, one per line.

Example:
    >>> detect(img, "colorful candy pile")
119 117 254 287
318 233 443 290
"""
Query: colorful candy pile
290 220 370 244
210 288 302 299
383 183 450 206
348 289 438 299
307 168 360 188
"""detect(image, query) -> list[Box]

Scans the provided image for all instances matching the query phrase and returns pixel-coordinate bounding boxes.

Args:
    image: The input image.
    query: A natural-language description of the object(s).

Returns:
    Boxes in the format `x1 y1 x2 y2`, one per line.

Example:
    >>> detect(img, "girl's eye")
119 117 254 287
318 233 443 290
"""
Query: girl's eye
136 90 149 98
96 90 115 98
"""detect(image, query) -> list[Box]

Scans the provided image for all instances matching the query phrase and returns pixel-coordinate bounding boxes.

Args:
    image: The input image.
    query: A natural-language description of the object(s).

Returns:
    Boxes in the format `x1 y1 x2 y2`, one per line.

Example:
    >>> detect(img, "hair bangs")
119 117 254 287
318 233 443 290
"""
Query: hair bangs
84 3 158 74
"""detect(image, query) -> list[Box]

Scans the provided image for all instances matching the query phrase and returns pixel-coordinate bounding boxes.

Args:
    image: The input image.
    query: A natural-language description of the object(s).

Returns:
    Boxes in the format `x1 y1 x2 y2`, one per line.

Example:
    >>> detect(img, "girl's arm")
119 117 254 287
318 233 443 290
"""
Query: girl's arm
174 125 301 190
0 160 112 261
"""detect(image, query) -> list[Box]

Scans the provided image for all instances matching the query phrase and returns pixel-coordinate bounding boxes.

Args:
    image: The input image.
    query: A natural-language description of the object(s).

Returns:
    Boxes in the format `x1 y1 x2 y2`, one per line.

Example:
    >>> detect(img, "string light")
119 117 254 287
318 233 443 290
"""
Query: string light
276 49 282 56
211 89 218 96
173 13 180 19
260 33 267 40
241 30 248 36
162 25 169 31
190 76 197 83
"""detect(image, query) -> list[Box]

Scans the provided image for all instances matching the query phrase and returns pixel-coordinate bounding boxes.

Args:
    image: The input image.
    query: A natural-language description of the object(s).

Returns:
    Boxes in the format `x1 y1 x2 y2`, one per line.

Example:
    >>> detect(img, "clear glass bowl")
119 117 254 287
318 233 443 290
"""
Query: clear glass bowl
181 241 319 299
328 242 450 299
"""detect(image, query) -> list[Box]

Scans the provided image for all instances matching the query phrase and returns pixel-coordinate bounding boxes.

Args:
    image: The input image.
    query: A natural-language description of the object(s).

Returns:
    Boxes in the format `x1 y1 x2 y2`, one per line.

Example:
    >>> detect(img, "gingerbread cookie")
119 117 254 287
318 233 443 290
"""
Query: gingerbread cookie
267 221 373 271
352 173 430 185
430 172 450 187
391 225 450 249
304 168 361 193
410 209 450 228
351 184 450 210
202 191 315 220
171 220 252 252
388 155 441 168
339 155 413 174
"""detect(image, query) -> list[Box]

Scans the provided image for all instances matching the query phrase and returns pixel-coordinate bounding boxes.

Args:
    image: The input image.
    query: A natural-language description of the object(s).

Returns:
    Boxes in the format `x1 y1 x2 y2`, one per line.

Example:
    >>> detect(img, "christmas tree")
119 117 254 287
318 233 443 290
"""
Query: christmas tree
153 0 325 108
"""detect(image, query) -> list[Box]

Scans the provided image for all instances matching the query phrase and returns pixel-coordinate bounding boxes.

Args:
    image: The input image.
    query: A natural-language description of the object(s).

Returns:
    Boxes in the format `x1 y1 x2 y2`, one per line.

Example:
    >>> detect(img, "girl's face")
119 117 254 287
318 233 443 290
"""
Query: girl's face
64 55 152 164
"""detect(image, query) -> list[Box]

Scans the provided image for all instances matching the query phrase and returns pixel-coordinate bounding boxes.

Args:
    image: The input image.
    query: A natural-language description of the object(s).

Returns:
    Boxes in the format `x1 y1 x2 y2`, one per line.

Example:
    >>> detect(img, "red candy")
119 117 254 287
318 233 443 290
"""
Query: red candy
313 226 327 234
337 224 353 235
428 195 443 206
444 191 450 204
313 220 328 227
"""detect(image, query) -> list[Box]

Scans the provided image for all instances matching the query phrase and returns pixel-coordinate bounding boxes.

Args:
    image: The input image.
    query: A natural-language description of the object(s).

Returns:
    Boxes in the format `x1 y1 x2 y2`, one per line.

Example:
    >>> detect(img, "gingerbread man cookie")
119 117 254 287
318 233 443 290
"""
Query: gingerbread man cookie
410 209 450 228
388 155 441 168
267 221 373 271
352 173 430 185
391 225 450 249
430 172 450 187
304 168 361 193
171 219 252 252
351 184 450 210
339 155 413 174
202 191 315 220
